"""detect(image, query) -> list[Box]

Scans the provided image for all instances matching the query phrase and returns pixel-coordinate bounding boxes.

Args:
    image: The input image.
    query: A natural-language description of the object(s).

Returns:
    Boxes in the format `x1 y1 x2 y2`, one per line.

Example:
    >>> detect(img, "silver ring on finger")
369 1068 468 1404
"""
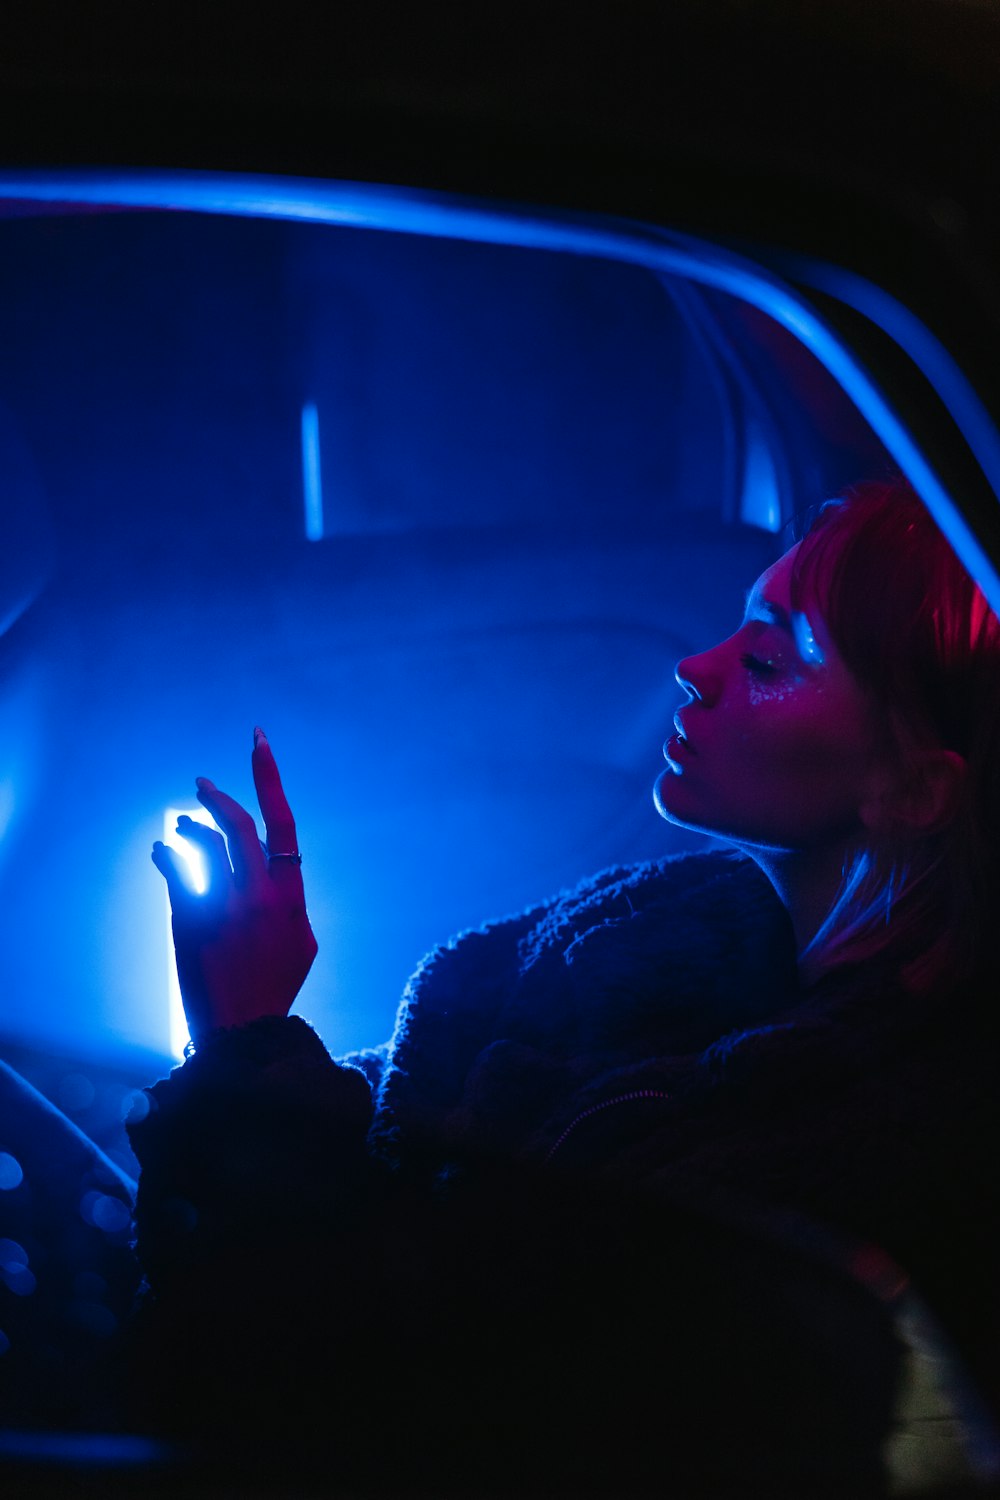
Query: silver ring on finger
267 849 303 865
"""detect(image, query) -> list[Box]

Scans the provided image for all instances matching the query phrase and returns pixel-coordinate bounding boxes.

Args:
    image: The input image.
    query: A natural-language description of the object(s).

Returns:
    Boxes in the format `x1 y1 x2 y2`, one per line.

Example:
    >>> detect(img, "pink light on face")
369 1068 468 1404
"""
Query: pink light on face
656 546 887 855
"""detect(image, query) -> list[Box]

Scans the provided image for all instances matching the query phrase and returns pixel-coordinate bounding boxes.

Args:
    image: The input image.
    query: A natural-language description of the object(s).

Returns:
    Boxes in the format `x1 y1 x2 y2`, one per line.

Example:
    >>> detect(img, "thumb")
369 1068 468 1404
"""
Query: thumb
152 840 198 912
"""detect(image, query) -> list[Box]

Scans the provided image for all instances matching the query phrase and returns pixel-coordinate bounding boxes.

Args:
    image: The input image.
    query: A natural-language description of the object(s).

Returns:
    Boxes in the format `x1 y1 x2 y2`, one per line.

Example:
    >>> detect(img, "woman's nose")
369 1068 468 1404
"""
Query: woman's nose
676 649 722 706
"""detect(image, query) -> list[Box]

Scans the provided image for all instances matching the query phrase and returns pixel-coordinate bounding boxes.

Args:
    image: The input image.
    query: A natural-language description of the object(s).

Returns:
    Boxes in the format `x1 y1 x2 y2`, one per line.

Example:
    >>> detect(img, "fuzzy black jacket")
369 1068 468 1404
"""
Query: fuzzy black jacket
125 850 1000 1492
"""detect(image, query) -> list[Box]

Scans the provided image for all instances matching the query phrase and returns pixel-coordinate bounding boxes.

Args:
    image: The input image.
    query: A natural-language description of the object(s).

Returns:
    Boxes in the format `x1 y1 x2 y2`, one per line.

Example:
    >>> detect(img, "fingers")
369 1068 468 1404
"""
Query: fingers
151 840 200 908
251 729 306 897
195 777 268 894
251 728 299 857
157 731 302 902
175 815 232 893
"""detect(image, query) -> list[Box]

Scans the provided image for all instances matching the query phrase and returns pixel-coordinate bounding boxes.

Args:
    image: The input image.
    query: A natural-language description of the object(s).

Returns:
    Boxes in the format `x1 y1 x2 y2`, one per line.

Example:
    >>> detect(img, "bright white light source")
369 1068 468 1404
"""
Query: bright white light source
163 805 214 894
163 805 218 1058
301 402 324 541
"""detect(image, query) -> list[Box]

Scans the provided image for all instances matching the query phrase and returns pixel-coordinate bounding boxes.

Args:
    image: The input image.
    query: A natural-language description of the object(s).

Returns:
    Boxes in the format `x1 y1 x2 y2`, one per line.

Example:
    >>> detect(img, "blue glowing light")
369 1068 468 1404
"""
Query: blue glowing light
0 1152 24 1190
0 167 995 606
301 402 325 541
792 611 825 667
0 1240 33 1298
0 780 13 842
740 417 783 533
79 1189 131 1235
0 1238 28 1270
0 1431 172 1465
163 806 212 896
1 1261 36 1296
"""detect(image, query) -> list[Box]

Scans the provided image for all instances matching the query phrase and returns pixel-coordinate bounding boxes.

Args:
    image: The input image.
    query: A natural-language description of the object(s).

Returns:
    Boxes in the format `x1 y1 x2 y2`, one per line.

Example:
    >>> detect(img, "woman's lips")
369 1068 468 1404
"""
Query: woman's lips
665 732 691 764
668 713 695 758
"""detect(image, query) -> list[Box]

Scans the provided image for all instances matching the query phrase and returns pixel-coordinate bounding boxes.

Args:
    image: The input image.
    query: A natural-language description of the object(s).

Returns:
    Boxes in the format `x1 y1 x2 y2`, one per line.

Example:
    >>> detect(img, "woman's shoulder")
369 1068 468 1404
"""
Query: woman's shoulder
406 848 760 997
545 846 751 910
373 849 793 1160
389 847 785 1059
516 848 778 971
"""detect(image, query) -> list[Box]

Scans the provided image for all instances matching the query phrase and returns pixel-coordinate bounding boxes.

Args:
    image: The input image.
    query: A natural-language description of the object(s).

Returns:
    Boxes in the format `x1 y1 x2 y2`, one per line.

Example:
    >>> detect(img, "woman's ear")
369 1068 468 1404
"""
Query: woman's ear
860 749 967 837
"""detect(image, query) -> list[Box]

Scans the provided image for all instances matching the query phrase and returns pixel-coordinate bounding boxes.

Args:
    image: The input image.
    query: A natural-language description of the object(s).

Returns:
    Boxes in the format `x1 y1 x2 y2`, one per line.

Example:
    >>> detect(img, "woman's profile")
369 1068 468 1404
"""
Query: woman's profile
127 475 1000 1495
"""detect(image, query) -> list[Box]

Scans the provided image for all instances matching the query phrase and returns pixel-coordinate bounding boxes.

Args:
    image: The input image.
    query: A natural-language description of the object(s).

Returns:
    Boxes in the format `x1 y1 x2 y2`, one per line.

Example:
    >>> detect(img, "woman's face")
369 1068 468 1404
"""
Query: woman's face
655 543 891 854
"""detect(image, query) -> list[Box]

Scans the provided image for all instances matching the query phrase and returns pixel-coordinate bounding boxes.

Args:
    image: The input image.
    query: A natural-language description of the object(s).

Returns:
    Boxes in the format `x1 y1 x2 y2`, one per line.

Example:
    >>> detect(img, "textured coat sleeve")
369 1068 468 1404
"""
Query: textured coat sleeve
127 1015 374 1298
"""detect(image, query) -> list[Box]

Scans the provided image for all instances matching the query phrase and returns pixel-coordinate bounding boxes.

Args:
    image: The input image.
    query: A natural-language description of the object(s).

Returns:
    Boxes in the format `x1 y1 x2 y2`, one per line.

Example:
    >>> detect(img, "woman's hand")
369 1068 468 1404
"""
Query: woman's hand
152 728 318 1047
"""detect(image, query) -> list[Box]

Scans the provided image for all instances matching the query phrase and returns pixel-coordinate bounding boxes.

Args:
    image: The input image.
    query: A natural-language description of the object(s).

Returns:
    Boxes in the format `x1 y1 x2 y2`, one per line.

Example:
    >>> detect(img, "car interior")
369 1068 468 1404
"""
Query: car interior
1 20 1000 1481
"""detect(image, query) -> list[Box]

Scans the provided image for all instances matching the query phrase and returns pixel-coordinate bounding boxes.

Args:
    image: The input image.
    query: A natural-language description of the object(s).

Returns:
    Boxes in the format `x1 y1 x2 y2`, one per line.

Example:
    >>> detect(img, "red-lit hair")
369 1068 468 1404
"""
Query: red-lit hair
791 475 1000 993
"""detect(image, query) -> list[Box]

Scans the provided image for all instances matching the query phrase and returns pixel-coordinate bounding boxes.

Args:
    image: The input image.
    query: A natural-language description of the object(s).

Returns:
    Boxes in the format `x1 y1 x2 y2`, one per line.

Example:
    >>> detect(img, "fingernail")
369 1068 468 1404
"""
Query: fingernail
195 777 213 791
254 726 267 747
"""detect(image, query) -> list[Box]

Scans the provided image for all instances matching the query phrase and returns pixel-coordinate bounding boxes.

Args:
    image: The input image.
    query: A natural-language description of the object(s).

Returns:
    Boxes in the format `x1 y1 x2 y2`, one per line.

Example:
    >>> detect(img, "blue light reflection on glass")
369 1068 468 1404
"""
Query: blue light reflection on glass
740 417 782 533
765 252 1000 514
1 168 992 607
301 402 324 541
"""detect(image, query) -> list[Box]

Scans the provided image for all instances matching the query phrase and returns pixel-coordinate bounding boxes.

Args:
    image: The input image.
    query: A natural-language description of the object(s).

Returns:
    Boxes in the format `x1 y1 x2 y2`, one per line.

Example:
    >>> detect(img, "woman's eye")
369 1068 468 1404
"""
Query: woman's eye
740 652 777 678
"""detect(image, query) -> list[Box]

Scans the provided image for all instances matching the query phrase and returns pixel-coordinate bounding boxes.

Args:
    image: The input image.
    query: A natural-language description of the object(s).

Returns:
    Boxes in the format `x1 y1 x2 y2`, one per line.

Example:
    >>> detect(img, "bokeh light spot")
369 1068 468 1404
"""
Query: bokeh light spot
122 1089 151 1125
0 1153 23 1190
70 1300 119 1338
92 1194 131 1234
1 1263 36 1297
80 1190 131 1235
162 1196 198 1233
73 1270 108 1299
56 1072 97 1113
0 1238 28 1270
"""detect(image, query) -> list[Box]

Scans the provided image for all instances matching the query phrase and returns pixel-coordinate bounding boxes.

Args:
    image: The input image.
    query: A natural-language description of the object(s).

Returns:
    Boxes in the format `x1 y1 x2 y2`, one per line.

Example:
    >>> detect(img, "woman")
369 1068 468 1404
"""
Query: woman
128 476 1000 1495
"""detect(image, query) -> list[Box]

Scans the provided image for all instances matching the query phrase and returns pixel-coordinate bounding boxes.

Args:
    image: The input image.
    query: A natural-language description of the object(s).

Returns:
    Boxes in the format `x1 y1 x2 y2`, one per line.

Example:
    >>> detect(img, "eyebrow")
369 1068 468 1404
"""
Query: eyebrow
743 586 825 666
743 586 792 633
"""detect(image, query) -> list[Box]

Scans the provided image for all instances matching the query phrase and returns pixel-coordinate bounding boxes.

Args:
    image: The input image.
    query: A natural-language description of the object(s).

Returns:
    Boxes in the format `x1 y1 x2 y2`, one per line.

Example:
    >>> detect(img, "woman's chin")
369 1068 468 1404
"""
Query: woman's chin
654 770 728 844
653 768 691 825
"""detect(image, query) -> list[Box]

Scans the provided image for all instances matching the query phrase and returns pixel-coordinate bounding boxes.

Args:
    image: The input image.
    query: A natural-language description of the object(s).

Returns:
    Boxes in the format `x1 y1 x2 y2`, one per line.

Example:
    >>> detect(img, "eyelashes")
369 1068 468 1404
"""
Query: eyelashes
740 652 778 678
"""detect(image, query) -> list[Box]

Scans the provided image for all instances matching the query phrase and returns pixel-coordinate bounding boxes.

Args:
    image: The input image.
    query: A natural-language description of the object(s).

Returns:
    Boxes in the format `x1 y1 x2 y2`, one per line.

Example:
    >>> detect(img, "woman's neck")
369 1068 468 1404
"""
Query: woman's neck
740 843 848 965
